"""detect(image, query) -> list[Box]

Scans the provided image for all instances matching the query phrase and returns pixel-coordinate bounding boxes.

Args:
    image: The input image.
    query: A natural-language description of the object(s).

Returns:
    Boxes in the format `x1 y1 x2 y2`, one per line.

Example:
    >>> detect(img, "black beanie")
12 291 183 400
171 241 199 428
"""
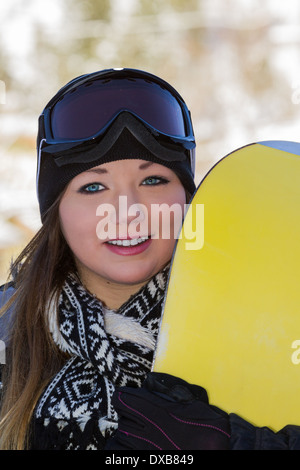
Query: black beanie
38 128 196 220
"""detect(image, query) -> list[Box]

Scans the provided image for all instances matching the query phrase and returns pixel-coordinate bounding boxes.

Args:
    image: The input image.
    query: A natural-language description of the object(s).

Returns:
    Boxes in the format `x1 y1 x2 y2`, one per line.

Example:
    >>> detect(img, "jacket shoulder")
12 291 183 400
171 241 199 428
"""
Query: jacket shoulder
0 281 14 291
0 282 16 343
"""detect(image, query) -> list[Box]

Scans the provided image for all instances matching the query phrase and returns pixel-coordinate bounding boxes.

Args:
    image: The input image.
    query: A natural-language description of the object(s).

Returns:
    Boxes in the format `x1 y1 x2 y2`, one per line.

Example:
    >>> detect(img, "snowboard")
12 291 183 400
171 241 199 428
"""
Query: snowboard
153 141 300 431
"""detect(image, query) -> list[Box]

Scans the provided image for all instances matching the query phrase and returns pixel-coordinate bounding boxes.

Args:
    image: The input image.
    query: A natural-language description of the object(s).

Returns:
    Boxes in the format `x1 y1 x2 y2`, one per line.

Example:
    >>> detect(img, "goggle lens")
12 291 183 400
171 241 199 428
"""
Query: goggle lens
50 77 188 141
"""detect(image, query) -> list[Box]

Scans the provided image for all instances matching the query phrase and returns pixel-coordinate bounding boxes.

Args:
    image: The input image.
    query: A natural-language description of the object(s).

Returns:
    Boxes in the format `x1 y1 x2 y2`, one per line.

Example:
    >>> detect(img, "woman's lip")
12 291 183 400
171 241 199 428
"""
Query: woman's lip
107 236 149 241
105 237 152 256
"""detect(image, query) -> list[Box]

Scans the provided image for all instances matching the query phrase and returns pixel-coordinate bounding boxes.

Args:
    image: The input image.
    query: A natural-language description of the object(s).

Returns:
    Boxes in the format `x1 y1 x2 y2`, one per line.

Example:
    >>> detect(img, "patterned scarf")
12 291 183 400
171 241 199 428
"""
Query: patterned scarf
32 266 169 450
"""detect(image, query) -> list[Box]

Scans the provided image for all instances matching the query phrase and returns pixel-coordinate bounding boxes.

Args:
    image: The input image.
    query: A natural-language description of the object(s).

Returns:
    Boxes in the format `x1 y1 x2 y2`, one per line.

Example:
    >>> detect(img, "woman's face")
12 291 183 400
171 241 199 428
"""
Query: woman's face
59 159 186 305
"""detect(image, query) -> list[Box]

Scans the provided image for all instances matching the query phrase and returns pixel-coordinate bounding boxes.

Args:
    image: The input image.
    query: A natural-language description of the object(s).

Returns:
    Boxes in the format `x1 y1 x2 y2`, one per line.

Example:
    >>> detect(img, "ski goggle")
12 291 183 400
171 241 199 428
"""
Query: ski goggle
38 68 196 170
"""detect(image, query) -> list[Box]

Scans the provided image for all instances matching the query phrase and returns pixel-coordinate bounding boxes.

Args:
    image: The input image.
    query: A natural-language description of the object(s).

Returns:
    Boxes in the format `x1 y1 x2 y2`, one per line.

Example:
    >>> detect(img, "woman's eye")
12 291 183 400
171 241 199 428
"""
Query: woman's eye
80 183 105 193
142 176 169 186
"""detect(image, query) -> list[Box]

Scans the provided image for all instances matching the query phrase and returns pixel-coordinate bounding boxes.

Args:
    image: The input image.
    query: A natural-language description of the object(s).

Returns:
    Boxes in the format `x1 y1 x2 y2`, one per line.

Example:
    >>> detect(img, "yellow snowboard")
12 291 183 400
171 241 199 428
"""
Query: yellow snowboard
153 141 300 431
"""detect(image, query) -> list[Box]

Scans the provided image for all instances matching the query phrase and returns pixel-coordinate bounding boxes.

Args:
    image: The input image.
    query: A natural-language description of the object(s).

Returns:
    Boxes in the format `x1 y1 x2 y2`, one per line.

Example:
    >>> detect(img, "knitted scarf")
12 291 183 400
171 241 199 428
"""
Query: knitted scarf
32 266 169 450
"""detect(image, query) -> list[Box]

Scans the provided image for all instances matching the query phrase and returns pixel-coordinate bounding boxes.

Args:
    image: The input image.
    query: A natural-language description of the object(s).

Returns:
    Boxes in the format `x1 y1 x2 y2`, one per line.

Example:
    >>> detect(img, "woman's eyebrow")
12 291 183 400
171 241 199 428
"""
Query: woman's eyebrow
139 161 154 170
85 168 108 174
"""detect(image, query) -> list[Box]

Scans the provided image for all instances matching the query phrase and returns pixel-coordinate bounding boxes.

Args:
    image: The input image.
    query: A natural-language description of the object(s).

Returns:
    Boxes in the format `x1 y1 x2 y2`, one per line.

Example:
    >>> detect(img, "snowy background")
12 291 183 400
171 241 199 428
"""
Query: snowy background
1 0 300 283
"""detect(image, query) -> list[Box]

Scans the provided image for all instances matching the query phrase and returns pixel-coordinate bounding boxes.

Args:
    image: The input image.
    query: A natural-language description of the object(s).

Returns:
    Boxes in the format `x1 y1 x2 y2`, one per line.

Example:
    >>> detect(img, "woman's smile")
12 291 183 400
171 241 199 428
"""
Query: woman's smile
105 236 152 255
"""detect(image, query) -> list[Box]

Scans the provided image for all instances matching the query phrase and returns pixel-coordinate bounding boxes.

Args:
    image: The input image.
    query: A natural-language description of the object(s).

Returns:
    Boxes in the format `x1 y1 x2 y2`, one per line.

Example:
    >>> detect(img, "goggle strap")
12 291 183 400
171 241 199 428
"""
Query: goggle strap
36 137 46 198
42 112 189 167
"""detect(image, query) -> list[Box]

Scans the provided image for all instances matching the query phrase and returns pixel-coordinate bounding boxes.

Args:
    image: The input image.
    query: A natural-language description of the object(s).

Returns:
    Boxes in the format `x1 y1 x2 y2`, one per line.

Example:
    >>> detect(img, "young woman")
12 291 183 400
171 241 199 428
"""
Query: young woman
1 68 299 450
0 68 199 449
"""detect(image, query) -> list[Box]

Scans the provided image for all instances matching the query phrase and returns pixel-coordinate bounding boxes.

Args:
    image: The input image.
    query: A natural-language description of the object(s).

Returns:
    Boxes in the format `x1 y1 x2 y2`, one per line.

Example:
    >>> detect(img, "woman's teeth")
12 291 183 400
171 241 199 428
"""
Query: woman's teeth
107 236 149 247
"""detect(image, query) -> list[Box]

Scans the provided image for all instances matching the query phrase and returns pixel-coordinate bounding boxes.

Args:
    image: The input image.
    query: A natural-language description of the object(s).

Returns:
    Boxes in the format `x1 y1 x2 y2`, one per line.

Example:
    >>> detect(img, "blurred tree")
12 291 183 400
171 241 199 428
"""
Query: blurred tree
0 0 299 168
1 0 300 283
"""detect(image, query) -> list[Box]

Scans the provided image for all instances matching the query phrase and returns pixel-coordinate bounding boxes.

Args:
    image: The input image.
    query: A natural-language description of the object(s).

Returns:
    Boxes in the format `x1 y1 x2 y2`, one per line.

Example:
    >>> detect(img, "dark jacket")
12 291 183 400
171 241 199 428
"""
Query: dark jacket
0 282 15 343
0 283 15 401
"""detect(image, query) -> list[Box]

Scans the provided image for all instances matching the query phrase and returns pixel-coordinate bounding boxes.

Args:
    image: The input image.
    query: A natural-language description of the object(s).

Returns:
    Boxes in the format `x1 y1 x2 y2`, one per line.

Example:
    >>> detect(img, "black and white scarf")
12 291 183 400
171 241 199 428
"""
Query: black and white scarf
32 266 169 450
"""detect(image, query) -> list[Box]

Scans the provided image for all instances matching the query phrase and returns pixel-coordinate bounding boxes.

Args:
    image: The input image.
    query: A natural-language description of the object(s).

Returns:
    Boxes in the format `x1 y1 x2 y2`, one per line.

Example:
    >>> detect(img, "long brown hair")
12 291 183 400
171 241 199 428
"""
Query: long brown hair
0 199 74 450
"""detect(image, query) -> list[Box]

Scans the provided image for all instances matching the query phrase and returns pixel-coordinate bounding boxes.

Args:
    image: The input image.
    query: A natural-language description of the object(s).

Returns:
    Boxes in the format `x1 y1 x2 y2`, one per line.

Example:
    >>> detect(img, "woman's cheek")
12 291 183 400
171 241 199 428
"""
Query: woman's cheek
59 200 94 248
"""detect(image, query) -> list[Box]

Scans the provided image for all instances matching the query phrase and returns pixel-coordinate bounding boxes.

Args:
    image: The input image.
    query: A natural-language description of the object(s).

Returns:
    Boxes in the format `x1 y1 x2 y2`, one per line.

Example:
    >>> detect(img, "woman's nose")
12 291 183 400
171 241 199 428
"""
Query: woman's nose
113 192 147 230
